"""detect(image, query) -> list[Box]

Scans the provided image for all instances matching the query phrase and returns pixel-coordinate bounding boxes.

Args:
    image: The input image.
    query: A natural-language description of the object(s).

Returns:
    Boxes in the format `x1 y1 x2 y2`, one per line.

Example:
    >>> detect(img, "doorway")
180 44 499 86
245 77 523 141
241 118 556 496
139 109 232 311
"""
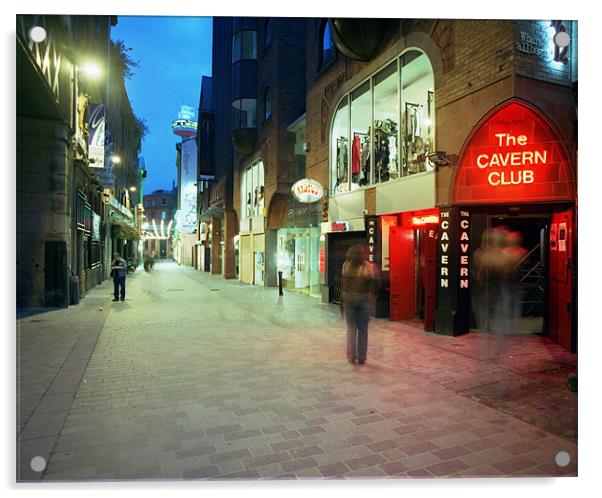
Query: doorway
472 215 548 336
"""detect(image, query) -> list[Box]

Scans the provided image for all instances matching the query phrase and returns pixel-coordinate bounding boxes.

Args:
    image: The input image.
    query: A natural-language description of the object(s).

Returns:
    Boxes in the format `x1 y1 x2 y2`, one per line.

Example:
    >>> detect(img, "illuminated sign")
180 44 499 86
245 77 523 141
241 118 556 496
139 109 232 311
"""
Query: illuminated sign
411 214 439 226
291 178 324 203
452 100 573 205
458 211 470 289
366 217 377 264
172 119 198 131
439 211 450 288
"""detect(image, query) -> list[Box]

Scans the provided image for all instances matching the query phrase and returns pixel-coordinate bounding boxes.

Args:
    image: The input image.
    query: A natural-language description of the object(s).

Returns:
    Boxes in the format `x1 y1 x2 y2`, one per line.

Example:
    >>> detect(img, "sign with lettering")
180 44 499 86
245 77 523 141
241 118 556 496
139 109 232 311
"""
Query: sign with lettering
88 103 105 168
458 211 470 289
291 178 324 204
439 211 451 289
452 100 573 205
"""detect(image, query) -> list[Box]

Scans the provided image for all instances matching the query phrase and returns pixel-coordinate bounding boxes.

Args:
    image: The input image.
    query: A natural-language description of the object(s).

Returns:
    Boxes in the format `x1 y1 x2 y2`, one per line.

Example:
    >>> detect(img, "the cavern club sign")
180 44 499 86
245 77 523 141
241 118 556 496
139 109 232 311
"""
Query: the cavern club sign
452 100 574 205
291 178 324 203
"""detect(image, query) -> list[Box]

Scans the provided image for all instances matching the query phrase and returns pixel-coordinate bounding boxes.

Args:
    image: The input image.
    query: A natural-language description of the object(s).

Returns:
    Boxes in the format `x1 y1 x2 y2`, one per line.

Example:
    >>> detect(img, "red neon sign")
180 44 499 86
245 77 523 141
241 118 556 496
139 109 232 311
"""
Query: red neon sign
411 215 439 226
452 100 574 205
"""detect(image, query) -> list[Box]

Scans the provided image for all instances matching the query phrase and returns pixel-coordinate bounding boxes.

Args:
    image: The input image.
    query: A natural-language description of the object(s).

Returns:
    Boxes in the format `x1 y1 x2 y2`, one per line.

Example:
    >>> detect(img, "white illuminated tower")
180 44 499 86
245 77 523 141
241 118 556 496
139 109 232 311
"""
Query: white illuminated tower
172 104 198 140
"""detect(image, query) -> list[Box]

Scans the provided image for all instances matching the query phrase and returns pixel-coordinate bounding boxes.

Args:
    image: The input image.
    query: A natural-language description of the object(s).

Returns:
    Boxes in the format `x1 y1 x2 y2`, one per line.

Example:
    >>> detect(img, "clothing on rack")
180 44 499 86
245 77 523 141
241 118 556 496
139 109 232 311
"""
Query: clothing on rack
352 135 361 175
337 138 348 182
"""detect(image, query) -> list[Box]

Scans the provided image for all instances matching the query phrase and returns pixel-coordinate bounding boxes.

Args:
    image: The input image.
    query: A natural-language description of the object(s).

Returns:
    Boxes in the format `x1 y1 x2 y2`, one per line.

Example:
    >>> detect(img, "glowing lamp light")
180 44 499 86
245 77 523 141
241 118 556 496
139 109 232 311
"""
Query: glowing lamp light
111 155 121 164
29 26 46 43
424 118 433 126
129 186 137 192
553 31 570 48
81 62 101 79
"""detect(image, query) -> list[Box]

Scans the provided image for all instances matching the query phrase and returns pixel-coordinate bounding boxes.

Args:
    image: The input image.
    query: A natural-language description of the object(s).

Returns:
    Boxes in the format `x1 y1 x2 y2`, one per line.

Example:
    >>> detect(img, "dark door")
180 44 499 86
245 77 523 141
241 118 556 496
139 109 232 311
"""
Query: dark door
548 210 574 351
160 240 167 258
45 240 68 307
389 226 416 320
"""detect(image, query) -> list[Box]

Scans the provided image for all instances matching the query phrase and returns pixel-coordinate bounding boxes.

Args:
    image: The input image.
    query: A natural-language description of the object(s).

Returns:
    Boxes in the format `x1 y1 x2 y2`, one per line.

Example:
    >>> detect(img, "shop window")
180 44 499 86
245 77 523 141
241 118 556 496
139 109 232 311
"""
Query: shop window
263 85 271 122
401 50 435 176
240 159 265 220
329 48 435 196
232 30 257 63
373 61 399 184
331 97 350 195
350 81 371 191
319 20 335 69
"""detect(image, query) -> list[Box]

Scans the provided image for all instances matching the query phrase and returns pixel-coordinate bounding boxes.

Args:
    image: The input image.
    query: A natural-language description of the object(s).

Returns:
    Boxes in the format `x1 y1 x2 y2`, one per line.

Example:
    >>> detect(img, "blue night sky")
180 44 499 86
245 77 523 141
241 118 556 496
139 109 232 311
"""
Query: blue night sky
111 16 212 194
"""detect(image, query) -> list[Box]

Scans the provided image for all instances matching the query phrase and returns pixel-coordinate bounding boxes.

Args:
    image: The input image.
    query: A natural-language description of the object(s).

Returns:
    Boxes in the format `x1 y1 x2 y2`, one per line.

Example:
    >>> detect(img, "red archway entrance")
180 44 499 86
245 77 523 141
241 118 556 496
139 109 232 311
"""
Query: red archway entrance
450 99 576 351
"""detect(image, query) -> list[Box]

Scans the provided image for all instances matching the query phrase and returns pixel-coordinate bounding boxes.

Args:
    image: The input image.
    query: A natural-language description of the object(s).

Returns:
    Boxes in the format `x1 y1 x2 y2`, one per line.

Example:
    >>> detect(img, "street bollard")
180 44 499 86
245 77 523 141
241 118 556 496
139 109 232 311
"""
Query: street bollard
278 270 283 296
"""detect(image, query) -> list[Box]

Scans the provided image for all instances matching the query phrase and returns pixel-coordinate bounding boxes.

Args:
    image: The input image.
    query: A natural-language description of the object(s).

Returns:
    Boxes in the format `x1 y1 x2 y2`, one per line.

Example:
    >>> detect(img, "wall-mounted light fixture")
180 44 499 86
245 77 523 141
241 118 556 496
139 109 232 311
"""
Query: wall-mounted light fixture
427 151 451 168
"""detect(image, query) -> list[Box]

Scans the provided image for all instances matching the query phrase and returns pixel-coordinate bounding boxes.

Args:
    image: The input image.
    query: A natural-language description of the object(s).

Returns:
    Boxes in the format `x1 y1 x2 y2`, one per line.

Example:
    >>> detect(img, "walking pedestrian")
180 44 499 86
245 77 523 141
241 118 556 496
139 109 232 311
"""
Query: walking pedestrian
341 244 377 365
111 252 127 301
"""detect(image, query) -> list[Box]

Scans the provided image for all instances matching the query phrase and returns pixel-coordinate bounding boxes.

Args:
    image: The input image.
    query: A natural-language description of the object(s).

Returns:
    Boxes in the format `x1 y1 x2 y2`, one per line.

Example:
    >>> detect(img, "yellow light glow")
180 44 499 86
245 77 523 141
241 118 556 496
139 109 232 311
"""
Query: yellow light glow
81 62 101 79
111 155 121 164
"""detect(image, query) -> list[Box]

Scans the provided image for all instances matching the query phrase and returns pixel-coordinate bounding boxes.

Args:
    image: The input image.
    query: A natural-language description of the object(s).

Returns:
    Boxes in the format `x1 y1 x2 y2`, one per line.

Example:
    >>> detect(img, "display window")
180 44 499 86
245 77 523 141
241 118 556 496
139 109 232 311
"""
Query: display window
350 81 371 191
331 97 350 194
401 51 435 176
329 49 435 196
240 159 264 220
277 227 321 297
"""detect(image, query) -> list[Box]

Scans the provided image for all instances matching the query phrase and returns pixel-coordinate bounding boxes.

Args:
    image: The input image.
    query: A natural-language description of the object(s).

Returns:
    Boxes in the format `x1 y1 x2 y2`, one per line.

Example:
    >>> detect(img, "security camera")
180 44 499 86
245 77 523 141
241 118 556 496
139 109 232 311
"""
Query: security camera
427 151 451 167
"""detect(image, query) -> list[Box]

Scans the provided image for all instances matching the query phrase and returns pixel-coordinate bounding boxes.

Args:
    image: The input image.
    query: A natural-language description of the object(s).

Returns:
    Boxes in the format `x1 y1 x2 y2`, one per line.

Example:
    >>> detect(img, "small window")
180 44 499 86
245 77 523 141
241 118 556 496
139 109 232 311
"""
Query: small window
263 86 271 122
161 211 166 220
264 18 272 49
319 20 335 69
161 198 166 205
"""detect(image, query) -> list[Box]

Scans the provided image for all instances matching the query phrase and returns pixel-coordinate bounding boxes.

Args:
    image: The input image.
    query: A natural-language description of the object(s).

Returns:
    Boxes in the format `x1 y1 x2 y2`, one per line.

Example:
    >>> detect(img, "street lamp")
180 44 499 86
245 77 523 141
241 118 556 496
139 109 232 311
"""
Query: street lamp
80 61 102 79
129 186 137 192
111 155 121 164
28 26 46 43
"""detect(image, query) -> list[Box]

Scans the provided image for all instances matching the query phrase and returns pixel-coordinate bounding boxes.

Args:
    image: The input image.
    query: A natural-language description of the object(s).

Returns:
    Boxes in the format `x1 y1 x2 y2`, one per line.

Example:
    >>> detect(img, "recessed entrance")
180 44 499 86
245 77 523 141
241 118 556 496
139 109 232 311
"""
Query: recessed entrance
477 215 548 336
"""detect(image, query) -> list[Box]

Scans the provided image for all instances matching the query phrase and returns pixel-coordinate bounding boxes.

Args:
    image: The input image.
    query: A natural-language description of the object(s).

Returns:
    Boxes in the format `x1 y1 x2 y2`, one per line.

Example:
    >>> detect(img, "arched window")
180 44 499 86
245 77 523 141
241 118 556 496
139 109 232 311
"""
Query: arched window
264 18 272 49
263 85 271 122
319 20 335 69
330 49 435 195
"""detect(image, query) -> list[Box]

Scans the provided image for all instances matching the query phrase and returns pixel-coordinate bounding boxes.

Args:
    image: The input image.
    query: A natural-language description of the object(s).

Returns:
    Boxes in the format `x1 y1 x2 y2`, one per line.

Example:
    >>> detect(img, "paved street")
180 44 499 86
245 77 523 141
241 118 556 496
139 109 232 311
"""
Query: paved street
17 261 577 481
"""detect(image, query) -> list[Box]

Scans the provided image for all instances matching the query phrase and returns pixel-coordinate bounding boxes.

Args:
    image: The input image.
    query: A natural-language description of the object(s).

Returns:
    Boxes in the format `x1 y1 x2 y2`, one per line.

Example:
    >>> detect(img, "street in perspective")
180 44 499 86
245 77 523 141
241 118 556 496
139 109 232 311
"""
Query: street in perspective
16 13 578 482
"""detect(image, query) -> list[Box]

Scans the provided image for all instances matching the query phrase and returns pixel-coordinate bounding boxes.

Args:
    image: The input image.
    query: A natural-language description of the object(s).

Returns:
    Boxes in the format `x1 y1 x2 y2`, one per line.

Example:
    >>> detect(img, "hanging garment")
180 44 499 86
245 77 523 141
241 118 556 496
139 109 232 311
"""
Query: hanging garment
337 141 348 181
352 135 361 175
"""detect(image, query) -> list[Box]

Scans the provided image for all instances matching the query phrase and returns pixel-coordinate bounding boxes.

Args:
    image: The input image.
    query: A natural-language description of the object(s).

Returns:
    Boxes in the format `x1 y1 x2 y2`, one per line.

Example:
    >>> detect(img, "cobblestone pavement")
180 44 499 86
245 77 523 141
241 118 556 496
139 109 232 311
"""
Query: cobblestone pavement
16 261 577 481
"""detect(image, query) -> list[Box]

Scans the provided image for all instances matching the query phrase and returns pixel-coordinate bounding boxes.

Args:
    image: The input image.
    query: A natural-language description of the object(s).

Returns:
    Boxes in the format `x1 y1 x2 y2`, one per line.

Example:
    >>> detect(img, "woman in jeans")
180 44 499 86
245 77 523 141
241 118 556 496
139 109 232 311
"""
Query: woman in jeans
341 244 377 364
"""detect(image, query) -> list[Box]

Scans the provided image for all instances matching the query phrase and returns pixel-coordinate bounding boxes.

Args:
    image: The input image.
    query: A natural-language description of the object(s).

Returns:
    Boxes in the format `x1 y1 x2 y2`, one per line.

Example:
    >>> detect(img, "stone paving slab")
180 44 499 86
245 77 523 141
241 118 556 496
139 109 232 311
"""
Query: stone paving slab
16 262 577 481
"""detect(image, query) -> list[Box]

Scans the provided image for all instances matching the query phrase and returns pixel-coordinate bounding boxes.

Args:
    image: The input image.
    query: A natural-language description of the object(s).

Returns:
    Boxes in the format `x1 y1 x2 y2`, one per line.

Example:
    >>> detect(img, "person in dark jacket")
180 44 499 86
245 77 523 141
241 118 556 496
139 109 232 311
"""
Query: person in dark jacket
111 252 128 301
341 244 377 364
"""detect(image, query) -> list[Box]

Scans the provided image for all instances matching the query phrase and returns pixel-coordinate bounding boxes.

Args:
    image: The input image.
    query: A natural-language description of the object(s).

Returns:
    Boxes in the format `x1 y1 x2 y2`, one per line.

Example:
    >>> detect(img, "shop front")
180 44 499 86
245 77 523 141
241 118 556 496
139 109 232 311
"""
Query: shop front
436 99 576 352
239 159 265 285
325 47 438 320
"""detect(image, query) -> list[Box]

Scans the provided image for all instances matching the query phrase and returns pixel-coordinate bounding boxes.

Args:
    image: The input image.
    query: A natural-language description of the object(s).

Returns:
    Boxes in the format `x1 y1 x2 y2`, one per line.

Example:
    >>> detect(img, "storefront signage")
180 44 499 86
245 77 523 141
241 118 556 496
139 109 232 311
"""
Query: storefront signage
439 211 450 288
291 178 324 203
516 30 554 61
452 100 573 205
88 103 105 168
331 221 349 232
366 217 377 264
458 211 470 289
411 214 439 226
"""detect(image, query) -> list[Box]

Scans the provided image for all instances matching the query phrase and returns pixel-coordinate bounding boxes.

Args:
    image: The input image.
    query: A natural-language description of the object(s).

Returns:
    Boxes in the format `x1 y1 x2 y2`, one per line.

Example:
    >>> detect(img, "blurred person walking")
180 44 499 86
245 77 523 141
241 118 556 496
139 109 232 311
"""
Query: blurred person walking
341 245 377 365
